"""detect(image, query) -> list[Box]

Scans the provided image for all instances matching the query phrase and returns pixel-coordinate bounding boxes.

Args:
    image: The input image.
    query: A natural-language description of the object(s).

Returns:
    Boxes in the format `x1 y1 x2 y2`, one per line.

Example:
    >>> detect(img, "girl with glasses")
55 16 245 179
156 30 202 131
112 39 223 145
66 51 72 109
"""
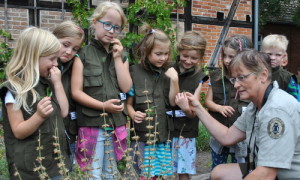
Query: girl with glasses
71 1 132 179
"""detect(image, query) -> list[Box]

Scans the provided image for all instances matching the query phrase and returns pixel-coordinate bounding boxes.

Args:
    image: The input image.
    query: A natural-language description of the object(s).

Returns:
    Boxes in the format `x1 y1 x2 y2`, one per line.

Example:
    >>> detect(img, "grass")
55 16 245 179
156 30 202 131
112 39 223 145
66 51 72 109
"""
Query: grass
196 123 211 152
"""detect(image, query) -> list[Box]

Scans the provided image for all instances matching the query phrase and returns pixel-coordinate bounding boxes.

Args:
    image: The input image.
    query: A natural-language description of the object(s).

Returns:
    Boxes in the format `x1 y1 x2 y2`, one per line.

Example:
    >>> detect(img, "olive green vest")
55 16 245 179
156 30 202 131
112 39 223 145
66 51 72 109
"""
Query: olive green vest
209 69 249 127
76 39 127 127
272 66 292 91
130 63 172 142
171 61 206 138
58 58 78 143
0 79 70 180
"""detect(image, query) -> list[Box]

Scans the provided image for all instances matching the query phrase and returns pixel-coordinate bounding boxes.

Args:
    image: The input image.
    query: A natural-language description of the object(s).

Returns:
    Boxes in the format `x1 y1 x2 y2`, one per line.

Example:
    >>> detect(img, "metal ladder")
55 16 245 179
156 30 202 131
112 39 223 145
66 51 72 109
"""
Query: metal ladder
208 0 241 68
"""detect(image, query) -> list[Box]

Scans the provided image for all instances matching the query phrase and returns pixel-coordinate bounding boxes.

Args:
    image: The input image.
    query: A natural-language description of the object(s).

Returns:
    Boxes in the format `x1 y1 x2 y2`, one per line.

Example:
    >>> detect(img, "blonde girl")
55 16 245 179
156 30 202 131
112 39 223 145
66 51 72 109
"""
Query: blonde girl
0 27 70 179
172 31 208 180
71 1 132 179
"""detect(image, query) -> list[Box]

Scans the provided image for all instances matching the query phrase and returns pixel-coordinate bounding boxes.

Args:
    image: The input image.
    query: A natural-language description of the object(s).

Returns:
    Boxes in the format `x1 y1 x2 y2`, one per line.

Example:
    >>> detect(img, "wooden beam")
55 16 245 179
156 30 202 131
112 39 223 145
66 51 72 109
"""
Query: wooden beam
184 0 192 31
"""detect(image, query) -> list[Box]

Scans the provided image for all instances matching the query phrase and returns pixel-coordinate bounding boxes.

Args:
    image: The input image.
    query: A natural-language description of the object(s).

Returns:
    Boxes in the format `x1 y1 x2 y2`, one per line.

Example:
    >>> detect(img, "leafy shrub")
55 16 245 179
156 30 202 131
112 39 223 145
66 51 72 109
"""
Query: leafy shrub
196 124 211 151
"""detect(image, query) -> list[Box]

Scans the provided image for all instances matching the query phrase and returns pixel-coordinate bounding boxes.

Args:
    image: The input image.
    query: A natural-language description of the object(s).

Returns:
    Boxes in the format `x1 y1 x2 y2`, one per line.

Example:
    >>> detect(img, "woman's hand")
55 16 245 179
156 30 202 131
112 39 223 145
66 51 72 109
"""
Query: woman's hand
175 92 190 111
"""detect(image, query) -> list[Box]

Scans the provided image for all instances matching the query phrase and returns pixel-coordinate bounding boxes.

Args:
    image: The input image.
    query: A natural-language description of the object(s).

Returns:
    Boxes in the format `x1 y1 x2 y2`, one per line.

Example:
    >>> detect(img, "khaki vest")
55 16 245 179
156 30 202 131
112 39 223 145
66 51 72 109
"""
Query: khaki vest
76 39 127 127
171 61 206 138
209 69 249 127
0 79 70 179
130 63 172 142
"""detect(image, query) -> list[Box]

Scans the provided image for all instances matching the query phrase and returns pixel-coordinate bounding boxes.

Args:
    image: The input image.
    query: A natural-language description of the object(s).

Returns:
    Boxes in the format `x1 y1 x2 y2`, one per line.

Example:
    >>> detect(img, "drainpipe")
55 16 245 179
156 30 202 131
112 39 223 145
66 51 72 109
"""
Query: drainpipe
253 0 259 50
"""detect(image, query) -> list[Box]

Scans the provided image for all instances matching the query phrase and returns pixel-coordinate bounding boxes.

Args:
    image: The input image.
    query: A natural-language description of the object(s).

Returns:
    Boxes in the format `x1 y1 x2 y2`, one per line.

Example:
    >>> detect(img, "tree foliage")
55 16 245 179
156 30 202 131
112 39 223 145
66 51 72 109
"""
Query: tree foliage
260 0 300 26
0 29 13 81
66 0 93 29
122 0 185 61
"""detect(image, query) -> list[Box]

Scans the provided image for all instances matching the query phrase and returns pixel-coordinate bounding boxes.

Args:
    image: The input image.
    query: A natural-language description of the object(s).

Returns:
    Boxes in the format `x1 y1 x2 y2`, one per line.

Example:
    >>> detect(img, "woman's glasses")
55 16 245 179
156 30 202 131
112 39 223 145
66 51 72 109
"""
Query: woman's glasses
229 72 255 84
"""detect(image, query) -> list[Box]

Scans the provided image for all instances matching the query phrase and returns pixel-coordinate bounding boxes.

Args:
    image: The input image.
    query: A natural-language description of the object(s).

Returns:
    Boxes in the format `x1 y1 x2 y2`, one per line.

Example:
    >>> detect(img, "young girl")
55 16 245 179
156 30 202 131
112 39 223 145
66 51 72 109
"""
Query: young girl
171 31 208 180
205 35 252 169
52 20 85 167
0 27 70 179
127 23 179 179
71 1 132 179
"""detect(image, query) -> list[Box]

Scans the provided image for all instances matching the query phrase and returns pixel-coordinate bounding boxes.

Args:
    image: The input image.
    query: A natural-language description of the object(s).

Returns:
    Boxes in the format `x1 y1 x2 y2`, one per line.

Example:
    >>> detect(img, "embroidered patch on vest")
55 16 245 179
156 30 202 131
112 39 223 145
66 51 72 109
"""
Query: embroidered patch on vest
267 118 285 139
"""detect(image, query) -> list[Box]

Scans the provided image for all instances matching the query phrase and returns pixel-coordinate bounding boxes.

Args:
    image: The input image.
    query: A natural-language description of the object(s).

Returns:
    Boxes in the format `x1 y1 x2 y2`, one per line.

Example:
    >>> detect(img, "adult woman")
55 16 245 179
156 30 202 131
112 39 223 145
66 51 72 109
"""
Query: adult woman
185 49 300 179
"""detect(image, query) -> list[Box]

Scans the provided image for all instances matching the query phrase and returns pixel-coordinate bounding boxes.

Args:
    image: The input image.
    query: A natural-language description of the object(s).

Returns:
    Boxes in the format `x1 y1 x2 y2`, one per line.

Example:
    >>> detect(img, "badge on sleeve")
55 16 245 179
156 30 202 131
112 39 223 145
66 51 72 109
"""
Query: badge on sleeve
267 118 285 139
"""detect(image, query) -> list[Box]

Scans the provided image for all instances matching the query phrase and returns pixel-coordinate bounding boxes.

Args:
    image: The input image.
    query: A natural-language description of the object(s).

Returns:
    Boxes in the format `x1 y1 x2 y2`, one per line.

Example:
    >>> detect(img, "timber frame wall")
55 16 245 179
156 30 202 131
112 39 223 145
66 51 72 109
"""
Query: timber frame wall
0 0 253 90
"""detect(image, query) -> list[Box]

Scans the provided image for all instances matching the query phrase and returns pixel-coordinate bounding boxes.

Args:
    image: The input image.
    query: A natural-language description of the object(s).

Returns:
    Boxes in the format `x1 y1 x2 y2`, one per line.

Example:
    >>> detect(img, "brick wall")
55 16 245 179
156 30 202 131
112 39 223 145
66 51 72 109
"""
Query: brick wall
0 7 74 48
190 0 252 92
0 7 29 47
192 0 251 21
40 10 73 31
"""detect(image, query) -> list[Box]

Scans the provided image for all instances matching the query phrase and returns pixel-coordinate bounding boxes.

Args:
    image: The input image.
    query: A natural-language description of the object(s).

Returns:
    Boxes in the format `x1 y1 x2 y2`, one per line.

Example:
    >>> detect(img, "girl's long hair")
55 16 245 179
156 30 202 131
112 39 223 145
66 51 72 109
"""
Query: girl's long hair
5 27 60 113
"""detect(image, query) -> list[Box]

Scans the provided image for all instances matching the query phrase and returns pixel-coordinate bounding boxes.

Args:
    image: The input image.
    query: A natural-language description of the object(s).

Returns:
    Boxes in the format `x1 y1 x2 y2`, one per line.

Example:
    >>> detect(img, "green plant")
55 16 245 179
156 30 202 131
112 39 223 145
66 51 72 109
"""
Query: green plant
0 29 13 81
66 0 93 29
0 127 9 179
196 124 211 151
122 0 186 63
259 0 300 27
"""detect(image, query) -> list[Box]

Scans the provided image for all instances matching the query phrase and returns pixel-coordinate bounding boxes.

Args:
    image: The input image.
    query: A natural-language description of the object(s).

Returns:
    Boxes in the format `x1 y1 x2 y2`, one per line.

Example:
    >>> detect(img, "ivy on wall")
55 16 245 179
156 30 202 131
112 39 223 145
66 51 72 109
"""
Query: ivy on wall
0 30 13 81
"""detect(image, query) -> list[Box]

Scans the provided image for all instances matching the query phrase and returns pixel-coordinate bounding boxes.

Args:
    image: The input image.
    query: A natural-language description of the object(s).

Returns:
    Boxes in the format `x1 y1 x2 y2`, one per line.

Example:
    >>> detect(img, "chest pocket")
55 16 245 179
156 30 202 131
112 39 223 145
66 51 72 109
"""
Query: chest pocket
83 68 103 87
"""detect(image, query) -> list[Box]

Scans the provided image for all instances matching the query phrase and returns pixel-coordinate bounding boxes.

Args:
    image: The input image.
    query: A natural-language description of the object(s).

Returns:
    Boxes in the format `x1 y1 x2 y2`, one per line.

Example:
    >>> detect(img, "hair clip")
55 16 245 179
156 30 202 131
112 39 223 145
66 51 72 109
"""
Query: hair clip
237 39 242 51
150 29 156 34
76 26 84 34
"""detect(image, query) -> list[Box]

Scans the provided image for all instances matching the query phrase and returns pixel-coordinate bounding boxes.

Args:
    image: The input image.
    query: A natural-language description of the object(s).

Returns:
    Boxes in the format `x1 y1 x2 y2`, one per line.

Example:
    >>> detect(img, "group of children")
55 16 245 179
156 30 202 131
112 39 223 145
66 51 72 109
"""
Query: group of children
0 1 298 180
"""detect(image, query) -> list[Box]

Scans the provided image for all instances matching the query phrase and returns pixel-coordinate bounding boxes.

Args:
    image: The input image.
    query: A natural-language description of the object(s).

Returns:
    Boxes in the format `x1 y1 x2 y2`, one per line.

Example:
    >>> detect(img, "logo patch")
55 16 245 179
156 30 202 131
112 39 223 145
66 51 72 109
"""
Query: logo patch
267 118 285 139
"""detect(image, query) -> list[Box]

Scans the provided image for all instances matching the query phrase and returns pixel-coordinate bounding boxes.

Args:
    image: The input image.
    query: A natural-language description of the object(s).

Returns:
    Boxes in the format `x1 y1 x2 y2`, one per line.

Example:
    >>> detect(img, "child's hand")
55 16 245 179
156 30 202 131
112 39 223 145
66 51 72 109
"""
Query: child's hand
49 66 62 85
219 106 235 117
133 111 146 123
175 92 190 111
111 38 123 60
165 67 178 81
103 99 124 114
36 97 53 119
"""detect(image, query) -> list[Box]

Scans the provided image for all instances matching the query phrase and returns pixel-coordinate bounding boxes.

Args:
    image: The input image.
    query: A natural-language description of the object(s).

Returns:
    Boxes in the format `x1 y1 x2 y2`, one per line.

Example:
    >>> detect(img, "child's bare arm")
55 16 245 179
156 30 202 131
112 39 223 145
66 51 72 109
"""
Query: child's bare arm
71 57 124 113
6 97 52 139
111 38 132 92
165 67 179 107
